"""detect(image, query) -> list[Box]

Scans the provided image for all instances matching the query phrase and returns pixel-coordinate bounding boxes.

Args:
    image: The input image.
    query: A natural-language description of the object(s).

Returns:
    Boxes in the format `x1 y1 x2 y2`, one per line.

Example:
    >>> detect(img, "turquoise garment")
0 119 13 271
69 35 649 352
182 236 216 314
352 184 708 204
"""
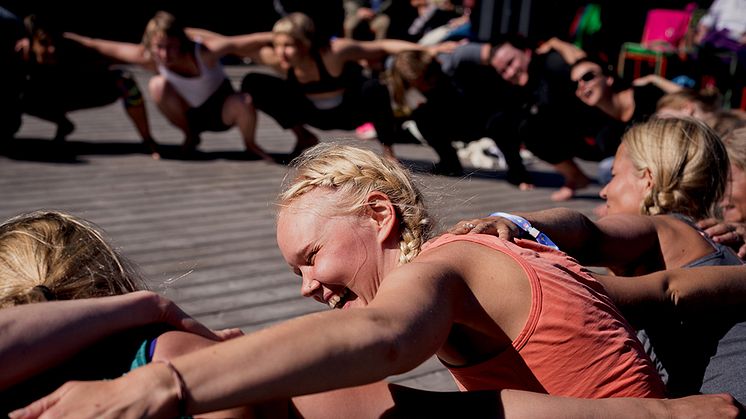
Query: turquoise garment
128 338 193 419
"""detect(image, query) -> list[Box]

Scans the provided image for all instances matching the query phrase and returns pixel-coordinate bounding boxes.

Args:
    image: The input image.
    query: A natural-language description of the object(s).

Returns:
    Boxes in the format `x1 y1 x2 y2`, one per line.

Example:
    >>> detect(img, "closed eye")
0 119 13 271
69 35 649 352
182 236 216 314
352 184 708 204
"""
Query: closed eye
306 248 318 265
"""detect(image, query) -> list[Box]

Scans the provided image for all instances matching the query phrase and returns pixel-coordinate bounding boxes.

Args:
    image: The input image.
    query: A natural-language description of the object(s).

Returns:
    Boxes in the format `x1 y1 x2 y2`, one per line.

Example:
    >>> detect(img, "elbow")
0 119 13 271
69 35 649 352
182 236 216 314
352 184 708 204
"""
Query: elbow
663 275 686 311
358 312 426 377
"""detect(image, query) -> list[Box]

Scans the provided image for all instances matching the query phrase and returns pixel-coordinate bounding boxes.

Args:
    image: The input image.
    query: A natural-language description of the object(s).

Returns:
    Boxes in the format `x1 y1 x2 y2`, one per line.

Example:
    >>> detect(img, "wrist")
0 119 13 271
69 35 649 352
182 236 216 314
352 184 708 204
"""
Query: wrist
129 290 164 327
489 212 559 250
153 360 188 417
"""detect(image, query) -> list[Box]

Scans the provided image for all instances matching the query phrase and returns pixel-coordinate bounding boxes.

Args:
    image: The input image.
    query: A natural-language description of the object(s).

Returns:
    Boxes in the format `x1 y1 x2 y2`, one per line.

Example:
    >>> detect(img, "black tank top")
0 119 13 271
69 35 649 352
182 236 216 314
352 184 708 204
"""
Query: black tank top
286 50 363 94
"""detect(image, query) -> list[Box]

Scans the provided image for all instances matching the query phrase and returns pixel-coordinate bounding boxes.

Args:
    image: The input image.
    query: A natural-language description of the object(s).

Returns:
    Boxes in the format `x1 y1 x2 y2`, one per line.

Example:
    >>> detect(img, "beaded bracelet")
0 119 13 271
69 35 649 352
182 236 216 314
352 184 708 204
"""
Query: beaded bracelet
490 212 559 250
154 360 188 417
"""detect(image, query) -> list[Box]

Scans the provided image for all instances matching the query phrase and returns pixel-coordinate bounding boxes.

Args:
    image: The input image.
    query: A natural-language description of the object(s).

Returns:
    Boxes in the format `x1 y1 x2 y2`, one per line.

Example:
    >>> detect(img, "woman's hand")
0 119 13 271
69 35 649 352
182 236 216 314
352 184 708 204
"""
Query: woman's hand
697 218 746 259
135 291 243 341
661 393 743 419
9 363 179 419
446 216 522 240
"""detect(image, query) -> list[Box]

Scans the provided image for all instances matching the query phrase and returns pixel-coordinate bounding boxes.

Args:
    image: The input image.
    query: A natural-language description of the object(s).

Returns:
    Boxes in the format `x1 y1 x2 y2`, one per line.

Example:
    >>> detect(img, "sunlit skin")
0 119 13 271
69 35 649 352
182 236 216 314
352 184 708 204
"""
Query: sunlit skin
722 163 746 223
276 189 401 309
570 61 609 107
490 43 531 86
599 143 652 215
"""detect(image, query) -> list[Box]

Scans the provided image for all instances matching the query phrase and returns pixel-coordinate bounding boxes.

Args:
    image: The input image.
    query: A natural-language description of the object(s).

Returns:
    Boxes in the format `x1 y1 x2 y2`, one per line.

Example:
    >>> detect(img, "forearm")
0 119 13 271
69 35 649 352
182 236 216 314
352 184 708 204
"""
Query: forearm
640 75 684 93
542 38 586 65
172 309 428 415
513 208 600 258
0 291 161 389
191 29 273 59
500 390 669 419
370 38 426 57
660 266 746 312
65 33 149 66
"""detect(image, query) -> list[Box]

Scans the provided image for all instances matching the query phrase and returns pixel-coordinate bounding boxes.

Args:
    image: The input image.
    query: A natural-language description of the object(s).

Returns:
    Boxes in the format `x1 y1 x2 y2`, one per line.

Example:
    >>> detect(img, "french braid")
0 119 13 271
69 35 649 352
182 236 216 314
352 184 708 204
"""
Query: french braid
624 117 729 220
279 143 434 264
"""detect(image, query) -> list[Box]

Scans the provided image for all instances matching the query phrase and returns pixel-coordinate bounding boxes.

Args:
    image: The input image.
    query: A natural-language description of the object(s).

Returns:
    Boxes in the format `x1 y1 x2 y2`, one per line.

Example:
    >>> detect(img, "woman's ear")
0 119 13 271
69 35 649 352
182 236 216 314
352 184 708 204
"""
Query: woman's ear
641 167 654 192
365 191 397 243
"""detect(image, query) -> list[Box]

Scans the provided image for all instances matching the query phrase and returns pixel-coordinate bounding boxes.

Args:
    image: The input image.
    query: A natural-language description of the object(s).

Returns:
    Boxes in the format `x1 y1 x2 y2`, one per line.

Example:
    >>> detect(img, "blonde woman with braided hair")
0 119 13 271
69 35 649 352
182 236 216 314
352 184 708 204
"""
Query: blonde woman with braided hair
450 118 745 399
65 143 746 419
615 117 729 219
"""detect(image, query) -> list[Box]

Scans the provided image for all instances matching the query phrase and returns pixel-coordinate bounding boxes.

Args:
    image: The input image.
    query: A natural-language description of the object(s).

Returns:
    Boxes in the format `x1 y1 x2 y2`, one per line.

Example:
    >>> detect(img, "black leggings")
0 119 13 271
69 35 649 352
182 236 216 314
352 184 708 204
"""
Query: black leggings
241 73 397 145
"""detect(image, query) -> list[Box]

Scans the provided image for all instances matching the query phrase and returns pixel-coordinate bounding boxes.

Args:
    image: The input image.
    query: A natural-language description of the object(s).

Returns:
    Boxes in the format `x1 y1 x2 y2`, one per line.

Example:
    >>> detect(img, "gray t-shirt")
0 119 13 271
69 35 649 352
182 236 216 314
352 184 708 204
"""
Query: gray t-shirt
437 42 485 76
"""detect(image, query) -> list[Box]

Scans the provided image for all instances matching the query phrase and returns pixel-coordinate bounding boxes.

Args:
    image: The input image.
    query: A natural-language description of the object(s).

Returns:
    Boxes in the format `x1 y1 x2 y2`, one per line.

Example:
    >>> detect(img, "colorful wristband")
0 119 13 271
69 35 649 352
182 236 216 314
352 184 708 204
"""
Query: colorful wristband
490 212 559 250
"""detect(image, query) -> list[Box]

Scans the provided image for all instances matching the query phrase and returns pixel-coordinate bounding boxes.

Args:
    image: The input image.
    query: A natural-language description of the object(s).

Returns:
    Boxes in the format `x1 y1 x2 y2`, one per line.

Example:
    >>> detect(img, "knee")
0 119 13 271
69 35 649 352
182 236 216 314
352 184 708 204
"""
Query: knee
148 76 167 103
223 93 254 121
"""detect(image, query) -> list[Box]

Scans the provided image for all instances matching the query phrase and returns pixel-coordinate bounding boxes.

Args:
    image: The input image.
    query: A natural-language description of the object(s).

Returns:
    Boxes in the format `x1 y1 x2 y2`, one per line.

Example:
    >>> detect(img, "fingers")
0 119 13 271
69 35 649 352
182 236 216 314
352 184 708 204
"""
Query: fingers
214 328 245 340
701 222 743 245
447 219 481 235
161 299 221 340
9 382 66 419
696 217 719 230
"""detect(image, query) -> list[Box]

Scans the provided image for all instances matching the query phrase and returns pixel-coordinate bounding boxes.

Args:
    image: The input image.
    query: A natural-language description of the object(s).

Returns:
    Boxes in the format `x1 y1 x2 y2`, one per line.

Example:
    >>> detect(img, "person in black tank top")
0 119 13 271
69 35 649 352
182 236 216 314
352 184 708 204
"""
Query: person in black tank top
238 12 460 166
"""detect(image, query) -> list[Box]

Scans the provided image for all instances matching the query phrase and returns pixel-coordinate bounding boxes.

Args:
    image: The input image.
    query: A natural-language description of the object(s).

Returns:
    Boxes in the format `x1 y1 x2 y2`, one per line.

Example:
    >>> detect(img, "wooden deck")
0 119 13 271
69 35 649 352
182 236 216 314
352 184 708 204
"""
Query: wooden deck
0 65 604 391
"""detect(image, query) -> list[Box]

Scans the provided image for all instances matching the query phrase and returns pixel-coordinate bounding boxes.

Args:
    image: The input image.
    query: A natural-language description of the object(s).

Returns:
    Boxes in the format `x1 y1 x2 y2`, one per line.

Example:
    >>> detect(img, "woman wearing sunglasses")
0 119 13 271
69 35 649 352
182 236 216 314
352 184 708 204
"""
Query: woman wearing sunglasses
570 57 682 127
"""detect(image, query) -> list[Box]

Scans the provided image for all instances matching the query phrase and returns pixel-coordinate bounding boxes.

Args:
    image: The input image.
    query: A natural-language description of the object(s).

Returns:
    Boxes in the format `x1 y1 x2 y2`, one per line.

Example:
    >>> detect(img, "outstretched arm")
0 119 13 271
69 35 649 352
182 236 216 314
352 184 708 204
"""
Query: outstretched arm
632 74 684 94
63 32 153 70
594 265 746 324
448 208 661 271
0 291 220 390
333 37 458 62
185 27 277 66
13 370 742 418
535 37 586 65
10 248 467 417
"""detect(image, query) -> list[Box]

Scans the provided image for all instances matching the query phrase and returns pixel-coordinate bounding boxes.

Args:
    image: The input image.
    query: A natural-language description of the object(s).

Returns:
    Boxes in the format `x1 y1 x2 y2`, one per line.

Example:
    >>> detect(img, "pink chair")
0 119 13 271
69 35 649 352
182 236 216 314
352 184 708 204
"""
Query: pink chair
617 3 697 79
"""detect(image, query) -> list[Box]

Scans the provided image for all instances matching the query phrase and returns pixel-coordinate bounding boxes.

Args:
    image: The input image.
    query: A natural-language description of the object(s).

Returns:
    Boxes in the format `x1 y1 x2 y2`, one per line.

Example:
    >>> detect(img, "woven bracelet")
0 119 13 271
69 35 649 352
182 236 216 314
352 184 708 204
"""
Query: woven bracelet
154 360 188 417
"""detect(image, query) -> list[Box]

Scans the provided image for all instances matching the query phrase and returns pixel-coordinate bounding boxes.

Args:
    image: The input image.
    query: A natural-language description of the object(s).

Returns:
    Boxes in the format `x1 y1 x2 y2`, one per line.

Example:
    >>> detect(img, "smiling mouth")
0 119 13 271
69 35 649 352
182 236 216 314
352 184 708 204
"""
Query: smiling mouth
328 288 350 309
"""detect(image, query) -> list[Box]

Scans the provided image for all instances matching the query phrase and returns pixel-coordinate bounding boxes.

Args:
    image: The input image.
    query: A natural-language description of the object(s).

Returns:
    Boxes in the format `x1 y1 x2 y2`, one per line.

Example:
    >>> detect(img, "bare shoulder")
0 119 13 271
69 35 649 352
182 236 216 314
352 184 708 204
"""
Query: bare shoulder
412 237 532 339
652 214 706 241
417 238 525 278
151 330 220 360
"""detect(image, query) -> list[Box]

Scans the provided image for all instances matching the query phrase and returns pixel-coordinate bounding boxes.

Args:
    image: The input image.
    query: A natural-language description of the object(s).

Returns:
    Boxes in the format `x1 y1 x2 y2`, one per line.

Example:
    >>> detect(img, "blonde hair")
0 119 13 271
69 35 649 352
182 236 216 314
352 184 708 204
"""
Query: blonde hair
272 12 323 51
0 211 146 308
623 117 729 219
278 143 434 265
656 89 721 115
724 127 746 172
141 10 192 54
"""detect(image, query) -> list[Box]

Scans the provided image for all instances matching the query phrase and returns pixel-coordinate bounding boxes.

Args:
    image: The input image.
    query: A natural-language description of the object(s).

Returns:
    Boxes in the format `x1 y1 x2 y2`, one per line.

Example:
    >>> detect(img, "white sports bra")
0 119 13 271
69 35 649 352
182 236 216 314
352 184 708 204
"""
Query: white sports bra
157 41 228 108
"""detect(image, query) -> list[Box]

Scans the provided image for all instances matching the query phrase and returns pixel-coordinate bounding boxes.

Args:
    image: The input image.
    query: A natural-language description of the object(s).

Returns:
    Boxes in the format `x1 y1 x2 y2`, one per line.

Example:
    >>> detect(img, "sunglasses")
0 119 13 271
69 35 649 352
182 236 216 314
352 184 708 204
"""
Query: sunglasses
573 71 598 89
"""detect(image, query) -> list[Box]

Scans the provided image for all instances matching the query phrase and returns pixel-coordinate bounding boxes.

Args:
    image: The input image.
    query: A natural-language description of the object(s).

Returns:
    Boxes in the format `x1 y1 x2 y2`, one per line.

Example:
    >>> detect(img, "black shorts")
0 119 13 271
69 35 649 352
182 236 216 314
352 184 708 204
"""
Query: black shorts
185 79 234 134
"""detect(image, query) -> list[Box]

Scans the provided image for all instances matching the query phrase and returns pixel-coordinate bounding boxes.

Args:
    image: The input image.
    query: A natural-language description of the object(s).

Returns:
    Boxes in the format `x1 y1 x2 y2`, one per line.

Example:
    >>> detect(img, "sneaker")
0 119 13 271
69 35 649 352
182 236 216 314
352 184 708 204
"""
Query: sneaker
401 120 428 146
355 122 377 141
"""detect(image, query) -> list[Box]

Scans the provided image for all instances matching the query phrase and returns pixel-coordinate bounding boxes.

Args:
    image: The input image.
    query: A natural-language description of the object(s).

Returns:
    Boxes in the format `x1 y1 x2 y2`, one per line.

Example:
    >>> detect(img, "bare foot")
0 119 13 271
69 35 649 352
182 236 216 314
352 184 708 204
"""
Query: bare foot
551 186 576 201
518 182 535 191
143 138 161 160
